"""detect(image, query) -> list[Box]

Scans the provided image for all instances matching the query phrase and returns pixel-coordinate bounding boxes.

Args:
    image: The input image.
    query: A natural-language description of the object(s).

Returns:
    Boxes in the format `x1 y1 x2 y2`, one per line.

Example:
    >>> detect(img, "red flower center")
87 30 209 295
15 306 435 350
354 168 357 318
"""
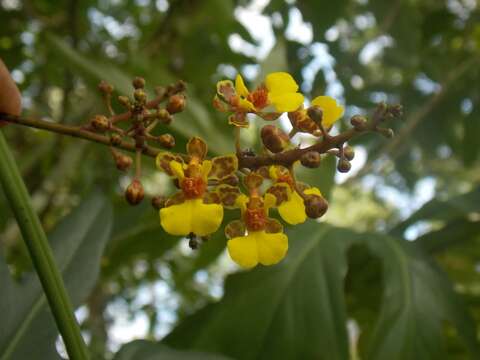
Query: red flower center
181 177 206 199
248 87 269 110
244 207 267 231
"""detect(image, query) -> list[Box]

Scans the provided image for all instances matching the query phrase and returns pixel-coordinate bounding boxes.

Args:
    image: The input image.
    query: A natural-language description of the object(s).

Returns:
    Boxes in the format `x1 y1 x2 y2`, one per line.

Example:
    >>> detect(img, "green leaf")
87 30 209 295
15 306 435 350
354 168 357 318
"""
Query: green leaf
114 340 232 360
390 186 480 237
163 222 479 359
165 223 354 360
0 192 113 359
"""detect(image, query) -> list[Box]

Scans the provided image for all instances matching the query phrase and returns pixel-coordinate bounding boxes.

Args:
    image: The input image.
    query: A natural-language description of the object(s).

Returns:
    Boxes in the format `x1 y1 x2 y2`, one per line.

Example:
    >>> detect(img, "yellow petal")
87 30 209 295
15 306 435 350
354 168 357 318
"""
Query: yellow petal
268 165 279 180
304 187 322 196
263 193 277 210
311 96 344 128
191 201 224 236
269 93 304 112
235 193 249 214
278 190 307 225
160 199 223 236
201 160 212 178
227 233 258 268
238 97 256 112
265 72 299 95
235 74 250 97
227 231 288 268
255 231 288 266
169 160 185 179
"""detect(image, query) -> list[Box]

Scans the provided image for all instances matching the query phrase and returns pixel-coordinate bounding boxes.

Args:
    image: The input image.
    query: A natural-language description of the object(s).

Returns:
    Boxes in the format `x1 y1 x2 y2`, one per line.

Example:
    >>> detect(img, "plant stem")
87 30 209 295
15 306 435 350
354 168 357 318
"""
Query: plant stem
0 131 90 360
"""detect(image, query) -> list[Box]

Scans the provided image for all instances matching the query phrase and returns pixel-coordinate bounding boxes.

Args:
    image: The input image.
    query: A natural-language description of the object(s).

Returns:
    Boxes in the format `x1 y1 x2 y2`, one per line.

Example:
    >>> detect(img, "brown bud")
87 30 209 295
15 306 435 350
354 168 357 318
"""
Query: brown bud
125 179 144 205
307 105 323 124
157 109 173 124
260 125 290 153
304 194 329 219
158 134 175 149
134 89 147 103
337 159 351 173
132 76 145 89
166 94 186 114
115 154 133 171
110 133 123 146
91 115 110 131
151 196 166 210
98 80 113 94
350 115 367 131
377 127 394 138
300 151 321 168
343 146 355 161
118 95 130 107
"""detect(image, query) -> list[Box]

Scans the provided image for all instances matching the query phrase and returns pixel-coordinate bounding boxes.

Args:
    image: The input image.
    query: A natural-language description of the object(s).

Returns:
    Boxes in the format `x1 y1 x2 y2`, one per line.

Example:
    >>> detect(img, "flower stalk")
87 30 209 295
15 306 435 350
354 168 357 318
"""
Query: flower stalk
0 131 89 360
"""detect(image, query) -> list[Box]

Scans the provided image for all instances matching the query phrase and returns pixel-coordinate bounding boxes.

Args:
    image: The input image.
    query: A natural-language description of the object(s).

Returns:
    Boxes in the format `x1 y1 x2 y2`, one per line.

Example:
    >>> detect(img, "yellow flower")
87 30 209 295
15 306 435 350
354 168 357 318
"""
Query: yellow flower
311 96 344 128
216 72 304 116
267 165 322 225
155 137 236 237
226 190 289 268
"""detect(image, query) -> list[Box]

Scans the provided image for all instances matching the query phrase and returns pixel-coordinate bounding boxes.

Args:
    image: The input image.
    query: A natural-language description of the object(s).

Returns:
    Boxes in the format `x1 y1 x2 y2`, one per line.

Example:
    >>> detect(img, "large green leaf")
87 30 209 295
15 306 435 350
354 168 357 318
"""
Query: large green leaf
0 192 113 359
162 222 479 359
114 340 232 360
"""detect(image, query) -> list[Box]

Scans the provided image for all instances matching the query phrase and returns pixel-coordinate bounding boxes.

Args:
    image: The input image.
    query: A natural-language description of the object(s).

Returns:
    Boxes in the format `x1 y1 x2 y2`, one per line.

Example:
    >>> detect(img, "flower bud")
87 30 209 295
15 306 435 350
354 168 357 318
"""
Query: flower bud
307 105 323 125
343 146 355 161
260 125 290 153
110 133 123 146
377 127 394 138
350 115 367 131
157 109 173 124
300 151 321 168
98 80 113 94
125 179 144 205
151 195 166 210
118 95 130 107
132 76 146 89
337 159 351 173
115 154 133 171
166 94 186 114
134 89 147 103
158 134 175 149
91 115 110 131
304 194 329 219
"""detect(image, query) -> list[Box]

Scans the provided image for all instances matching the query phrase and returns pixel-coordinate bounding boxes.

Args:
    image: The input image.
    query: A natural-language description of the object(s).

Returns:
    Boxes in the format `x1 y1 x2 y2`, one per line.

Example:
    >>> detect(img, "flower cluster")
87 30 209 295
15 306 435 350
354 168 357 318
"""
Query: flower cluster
91 72 400 269
154 71 347 268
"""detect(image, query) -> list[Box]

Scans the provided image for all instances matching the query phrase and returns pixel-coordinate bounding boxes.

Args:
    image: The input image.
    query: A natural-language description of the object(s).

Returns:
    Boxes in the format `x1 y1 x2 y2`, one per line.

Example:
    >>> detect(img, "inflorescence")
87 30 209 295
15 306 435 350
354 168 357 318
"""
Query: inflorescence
0 72 402 268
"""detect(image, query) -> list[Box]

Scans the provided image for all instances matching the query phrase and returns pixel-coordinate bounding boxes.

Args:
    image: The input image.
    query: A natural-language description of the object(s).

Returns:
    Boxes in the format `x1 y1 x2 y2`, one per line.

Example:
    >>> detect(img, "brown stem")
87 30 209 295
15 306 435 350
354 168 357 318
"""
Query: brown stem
0 113 161 157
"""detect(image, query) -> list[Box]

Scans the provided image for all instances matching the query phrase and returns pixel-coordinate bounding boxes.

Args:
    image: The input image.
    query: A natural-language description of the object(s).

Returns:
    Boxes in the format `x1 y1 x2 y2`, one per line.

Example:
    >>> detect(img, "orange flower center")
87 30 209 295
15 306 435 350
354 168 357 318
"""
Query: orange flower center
247 87 269 110
244 207 267 232
277 174 294 189
181 176 206 199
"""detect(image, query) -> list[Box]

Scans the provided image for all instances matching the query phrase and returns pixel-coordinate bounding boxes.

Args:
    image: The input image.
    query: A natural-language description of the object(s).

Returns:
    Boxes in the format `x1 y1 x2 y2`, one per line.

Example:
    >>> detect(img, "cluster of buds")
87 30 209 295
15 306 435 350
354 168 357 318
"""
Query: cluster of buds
92 77 186 205
90 72 401 269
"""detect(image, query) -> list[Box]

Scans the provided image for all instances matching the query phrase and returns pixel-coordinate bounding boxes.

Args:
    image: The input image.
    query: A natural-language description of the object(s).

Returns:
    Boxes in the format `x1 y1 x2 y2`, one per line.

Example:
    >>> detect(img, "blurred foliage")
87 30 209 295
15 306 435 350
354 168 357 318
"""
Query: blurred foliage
1 0 480 359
